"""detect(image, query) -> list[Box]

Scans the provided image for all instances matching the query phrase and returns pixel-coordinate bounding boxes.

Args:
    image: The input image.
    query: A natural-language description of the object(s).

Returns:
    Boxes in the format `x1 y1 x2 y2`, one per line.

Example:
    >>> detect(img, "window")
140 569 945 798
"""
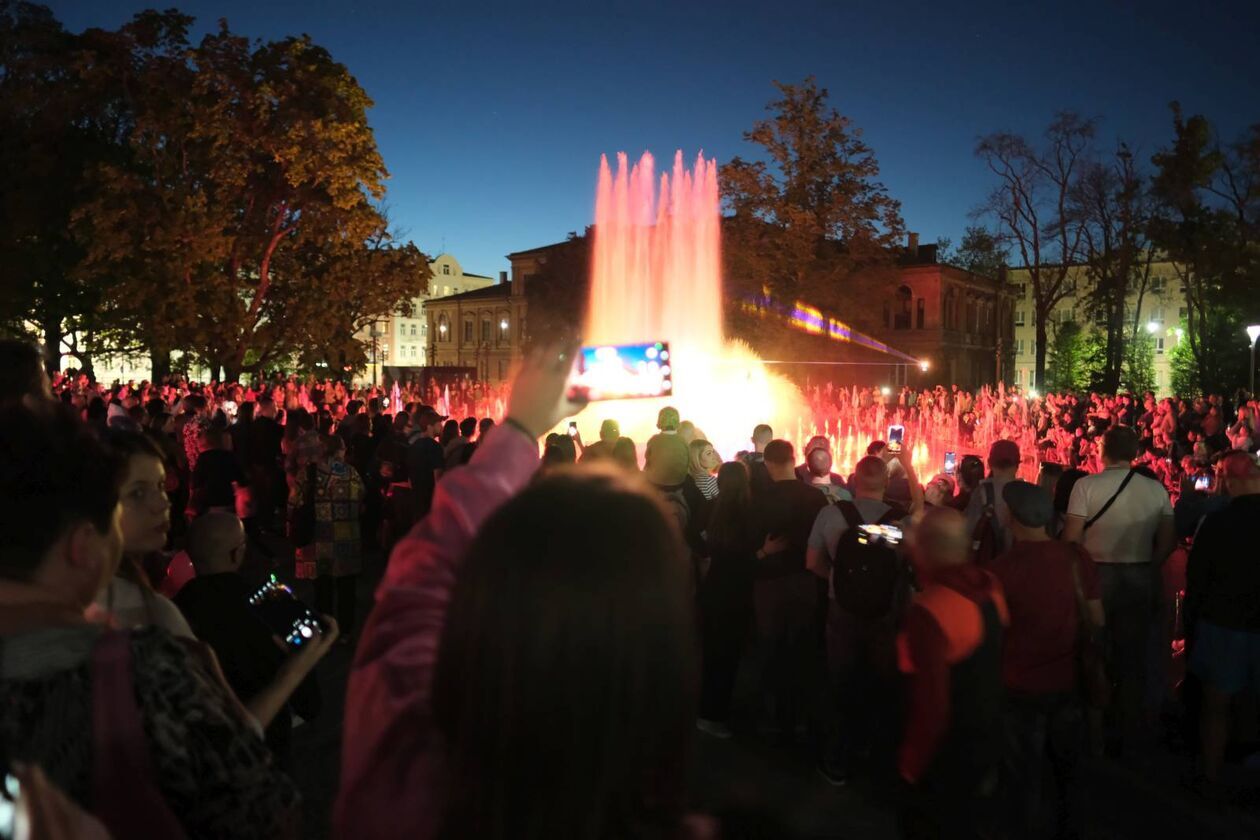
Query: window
1014 369 1022 385
1016 339 1025 356
437 315 449 341
1015 310 1025 327
1151 276 1166 293
894 286 912 329
916 298 925 329
410 323 417 336
421 322 427 334
1179 307 1188 319
442 264 451 275
462 318 474 343
480 318 492 343
1150 307 1164 326
1156 337 1166 355
442 286 450 296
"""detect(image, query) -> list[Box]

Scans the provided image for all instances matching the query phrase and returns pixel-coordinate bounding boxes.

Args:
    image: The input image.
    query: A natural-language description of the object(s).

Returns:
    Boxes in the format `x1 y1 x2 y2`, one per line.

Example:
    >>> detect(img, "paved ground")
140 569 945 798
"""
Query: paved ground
259 541 1260 839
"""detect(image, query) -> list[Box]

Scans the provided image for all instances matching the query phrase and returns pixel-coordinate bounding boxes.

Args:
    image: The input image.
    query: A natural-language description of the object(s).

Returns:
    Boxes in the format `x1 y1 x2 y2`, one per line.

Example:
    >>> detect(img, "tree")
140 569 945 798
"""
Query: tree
1149 104 1260 394
72 14 414 380
1121 328 1156 394
1073 142 1158 391
940 224 1010 279
0 1 136 373
976 113 1095 390
1046 319 1103 392
720 77 904 338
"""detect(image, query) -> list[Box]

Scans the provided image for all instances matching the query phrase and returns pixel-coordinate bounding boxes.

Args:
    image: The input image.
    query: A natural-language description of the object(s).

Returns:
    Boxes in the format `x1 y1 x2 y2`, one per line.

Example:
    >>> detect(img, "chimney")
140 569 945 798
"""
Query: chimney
907 232 919 257
499 270 507 284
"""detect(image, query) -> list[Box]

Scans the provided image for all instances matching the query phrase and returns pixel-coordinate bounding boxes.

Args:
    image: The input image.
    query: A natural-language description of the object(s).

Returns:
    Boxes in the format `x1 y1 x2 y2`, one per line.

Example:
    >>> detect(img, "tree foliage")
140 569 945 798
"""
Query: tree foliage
1046 319 1104 392
720 77 904 338
1149 104 1260 395
2 4 427 379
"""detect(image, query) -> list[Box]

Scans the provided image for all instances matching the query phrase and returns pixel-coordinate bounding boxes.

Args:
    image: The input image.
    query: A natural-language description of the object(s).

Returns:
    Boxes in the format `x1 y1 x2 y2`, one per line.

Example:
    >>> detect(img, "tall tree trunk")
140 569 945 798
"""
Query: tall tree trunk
1034 313 1049 390
150 347 171 383
41 315 62 376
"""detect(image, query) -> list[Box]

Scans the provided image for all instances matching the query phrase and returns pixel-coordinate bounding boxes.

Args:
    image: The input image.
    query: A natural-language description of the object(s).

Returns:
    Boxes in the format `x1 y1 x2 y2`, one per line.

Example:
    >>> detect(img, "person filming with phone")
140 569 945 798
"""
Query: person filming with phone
175 512 334 768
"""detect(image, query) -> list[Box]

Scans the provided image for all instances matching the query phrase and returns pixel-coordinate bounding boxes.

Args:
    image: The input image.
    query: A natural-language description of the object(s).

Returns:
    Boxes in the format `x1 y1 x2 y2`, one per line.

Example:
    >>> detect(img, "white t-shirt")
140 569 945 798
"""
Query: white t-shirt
93 577 196 639
1067 466 1172 565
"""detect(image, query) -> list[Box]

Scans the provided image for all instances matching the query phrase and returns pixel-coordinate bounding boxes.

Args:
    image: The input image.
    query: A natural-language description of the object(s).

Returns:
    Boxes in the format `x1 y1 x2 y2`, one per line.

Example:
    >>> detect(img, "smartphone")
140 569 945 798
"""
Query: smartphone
858 523 903 547
568 421 578 437
944 451 957 476
887 424 905 445
566 341 674 402
248 575 328 650
1194 474 1212 492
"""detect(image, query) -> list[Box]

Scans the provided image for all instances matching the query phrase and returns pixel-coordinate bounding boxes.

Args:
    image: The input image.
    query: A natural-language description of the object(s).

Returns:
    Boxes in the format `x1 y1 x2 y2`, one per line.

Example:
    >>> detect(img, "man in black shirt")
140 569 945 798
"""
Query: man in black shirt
1185 452 1260 791
190 427 245 516
406 407 447 520
753 439 828 739
176 512 323 768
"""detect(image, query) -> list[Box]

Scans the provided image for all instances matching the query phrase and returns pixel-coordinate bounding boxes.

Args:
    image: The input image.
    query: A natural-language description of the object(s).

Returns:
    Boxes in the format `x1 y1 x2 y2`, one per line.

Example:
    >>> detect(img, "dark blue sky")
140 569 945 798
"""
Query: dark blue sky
51 0 1260 279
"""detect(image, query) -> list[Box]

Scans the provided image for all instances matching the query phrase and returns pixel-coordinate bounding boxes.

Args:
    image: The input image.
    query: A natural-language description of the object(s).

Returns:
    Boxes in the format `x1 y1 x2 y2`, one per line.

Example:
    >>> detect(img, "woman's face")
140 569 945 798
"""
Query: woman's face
118 453 170 555
699 445 720 472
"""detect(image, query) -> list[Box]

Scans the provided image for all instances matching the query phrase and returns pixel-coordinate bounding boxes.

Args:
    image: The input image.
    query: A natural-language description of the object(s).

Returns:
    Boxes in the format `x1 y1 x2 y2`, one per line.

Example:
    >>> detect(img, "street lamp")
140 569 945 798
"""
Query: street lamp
1145 321 1159 334
1247 324 1260 395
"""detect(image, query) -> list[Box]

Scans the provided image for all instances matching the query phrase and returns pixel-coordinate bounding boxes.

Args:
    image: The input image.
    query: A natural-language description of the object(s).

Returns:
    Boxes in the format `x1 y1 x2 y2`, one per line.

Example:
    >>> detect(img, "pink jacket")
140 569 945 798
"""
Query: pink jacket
334 425 539 839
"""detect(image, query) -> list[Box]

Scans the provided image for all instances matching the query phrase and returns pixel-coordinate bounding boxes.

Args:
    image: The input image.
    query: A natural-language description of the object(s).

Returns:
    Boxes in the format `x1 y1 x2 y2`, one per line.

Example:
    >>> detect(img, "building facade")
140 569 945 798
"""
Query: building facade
1007 261 1186 395
866 241 1017 390
386 253 496 368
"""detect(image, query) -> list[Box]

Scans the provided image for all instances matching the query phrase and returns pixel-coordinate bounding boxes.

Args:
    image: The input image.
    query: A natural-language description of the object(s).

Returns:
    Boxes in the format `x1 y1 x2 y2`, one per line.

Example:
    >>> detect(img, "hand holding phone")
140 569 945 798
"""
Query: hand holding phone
1194 474 1212 492
944 451 957 475
249 575 332 651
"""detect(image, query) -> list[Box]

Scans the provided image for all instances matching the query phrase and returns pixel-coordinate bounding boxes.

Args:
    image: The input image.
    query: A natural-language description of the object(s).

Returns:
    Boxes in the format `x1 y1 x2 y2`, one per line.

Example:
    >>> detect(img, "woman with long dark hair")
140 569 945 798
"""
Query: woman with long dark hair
336 346 705 840
697 461 786 738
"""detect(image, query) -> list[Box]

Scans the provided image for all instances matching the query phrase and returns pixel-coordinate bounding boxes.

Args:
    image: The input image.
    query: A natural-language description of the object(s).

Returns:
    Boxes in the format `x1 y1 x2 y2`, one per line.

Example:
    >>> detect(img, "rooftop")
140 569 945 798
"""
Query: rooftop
428 281 512 303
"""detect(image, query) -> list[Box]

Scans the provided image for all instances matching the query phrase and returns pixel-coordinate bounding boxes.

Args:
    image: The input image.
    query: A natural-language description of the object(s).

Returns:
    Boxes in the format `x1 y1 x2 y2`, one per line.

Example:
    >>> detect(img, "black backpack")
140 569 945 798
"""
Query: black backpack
831 500 908 619
969 482 1000 567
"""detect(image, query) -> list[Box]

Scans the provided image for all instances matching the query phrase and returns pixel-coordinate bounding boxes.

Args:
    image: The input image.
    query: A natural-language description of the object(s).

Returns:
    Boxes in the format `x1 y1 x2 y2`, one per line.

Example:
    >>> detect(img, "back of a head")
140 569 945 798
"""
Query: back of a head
959 455 985 490
599 419 620 443
1102 425 1139 463
988 439 1021 473
186 512 245 574
852 455 889 496
0 403 121 583
915 506 970 572
433 465 694 838
478 417 495 438
656 406 680 432
612 437 638 471
1221 450 1260 495
763 439 794 468
393 412 410 432
1054 469 1088 513
751 424 773 446
0 339 49 404
459 417 477 438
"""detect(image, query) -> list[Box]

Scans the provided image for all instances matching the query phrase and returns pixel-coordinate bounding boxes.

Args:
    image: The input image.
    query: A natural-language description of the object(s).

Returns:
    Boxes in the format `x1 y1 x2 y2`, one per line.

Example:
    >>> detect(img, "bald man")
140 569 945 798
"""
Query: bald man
176 512 328 766
898 507 1008 838
1185 452 1260 791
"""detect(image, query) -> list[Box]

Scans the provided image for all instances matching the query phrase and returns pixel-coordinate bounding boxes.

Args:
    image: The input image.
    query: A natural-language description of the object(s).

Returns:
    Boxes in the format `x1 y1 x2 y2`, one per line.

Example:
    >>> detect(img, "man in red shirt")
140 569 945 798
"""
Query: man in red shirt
898 507 1007 838
990 480 1103 839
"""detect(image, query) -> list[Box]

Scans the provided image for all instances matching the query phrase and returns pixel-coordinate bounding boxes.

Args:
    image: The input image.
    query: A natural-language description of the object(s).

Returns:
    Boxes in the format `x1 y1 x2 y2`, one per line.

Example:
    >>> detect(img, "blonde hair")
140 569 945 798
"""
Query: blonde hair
688 439 717 475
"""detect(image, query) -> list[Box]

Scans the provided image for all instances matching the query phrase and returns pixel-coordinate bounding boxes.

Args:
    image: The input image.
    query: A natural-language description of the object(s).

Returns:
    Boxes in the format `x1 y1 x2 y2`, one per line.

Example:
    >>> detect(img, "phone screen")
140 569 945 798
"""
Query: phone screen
858 523 903 547
944 451 957 475
887 424 905 445
568 421 578 437
1194 474 1211 492
248 575 328 650
566 342 674 402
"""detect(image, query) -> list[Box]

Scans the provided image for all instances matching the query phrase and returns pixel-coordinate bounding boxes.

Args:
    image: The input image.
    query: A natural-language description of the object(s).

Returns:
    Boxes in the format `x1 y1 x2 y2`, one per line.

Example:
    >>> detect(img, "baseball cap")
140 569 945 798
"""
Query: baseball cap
416 406 447 426
988 439 1022 469
1002 480 1054 528
804 435 830 457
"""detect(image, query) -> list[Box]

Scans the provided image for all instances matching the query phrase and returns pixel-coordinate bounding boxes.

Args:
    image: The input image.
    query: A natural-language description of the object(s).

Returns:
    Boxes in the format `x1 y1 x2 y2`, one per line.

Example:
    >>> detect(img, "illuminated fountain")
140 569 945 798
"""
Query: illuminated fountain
576 151 805 458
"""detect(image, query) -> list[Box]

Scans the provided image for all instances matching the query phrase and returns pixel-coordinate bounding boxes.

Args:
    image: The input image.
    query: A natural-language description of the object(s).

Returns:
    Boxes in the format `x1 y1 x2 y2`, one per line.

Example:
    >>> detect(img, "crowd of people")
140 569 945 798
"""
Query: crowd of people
2 334 1259 839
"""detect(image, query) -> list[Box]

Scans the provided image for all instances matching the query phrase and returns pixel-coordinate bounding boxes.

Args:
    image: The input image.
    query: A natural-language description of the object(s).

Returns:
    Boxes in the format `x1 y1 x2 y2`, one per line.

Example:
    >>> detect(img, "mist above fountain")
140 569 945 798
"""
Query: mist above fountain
579 151 803 457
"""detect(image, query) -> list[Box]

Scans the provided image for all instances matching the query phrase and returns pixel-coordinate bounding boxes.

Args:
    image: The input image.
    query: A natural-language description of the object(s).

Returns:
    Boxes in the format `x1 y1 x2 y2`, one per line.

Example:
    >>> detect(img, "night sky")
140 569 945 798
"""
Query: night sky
48 0 1260 279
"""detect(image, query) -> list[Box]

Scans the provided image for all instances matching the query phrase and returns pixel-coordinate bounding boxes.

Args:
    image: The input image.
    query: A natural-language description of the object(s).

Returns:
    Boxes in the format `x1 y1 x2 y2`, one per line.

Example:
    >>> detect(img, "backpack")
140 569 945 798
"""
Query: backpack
969 482 1000 567
831 501 907 619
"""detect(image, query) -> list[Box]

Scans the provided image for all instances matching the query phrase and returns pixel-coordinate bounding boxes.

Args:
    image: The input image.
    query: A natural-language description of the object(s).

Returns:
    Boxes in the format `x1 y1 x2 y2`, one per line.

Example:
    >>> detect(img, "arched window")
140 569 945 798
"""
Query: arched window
916 298 925 329
894 285 913 329
462 315 474 343
480 315 492 343
437 315 450 343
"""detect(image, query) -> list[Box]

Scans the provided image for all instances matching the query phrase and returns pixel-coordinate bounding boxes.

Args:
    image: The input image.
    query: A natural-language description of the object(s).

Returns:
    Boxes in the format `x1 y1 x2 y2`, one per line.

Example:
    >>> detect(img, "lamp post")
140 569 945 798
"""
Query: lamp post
1247 324 1260 396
